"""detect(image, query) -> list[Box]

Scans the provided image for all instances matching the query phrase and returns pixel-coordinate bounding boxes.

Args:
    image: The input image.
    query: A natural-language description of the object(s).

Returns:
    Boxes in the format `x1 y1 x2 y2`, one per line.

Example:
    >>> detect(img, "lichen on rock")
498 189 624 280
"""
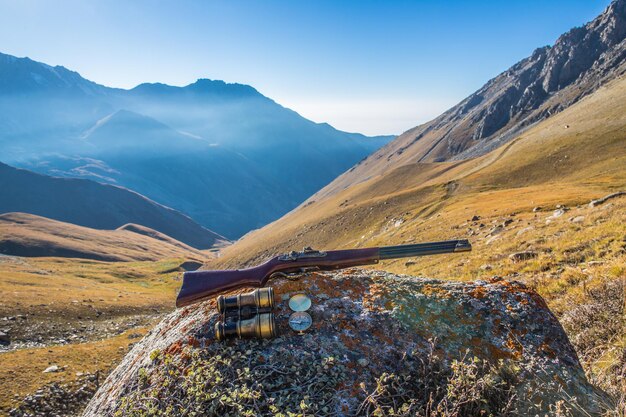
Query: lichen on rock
83 271 605 417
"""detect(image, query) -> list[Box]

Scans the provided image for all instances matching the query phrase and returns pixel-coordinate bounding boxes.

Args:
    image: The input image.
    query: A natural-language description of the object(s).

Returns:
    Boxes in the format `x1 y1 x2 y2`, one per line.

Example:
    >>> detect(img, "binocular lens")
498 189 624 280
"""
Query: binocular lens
217 288 274 314
215 312 276 340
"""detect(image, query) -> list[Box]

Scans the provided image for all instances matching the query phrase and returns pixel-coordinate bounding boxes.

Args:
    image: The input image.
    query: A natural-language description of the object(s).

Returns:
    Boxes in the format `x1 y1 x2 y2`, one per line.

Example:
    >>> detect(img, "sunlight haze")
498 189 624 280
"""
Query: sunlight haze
0 0 611 134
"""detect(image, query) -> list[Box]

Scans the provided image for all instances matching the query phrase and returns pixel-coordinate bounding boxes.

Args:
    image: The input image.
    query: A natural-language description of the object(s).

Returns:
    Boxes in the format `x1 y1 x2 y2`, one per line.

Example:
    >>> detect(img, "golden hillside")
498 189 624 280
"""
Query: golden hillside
0 212 208 262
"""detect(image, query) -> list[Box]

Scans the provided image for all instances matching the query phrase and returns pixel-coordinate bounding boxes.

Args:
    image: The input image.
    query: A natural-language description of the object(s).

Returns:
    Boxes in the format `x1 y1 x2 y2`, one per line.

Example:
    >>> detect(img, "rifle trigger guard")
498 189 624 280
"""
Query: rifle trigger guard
270 266 320 281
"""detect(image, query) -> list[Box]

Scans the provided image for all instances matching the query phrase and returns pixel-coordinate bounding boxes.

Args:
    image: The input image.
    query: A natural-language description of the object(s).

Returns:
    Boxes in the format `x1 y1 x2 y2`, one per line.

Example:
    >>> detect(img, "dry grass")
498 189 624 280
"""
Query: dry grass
0 256 185 320
0 326 154 413
0 256 188 414
0 212 209 262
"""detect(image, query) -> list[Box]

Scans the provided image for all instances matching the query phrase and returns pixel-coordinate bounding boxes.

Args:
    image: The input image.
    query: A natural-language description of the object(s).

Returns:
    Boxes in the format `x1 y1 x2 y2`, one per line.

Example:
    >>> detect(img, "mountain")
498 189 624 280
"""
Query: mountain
0 56 394 238
79 109 213 154
0 162 227 249
0 213 207 262
313 0 626 199
212 0 626 268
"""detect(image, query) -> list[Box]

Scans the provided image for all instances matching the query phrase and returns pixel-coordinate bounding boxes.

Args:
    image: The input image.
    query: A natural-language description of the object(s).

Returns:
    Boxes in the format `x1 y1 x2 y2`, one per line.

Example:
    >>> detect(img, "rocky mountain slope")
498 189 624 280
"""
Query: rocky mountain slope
0 213 207 261
83 272 605 416
316 0 626 199
211 73 626 268
0 53 393 238
0 162 226 249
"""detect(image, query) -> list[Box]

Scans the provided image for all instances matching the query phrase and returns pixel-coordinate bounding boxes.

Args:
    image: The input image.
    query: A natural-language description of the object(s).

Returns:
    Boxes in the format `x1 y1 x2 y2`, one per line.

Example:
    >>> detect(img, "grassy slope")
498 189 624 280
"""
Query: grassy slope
215 75 626 266
0 257 184 319
0 212 209 262
0 327 153 414
0 255 191 413
213 76 626 403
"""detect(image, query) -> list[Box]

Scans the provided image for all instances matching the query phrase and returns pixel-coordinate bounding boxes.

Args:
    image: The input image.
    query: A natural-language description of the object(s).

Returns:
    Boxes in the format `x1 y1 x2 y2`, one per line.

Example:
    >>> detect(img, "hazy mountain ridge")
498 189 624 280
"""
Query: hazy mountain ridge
0 56 394 238
0 52 108 95
314 0 626 199
0 162 227 249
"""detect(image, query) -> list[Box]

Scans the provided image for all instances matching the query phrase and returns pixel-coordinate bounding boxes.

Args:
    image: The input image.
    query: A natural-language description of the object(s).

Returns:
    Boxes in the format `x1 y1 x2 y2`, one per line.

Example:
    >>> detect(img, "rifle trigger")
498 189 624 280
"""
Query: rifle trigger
277 247 327 261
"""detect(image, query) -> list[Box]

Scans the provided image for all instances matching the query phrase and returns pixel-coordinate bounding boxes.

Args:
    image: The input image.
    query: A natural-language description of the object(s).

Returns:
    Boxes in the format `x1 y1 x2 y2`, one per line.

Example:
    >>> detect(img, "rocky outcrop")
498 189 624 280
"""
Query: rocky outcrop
452 0 626 159
588 191 626 207
435 0 626 160
83 271 604 417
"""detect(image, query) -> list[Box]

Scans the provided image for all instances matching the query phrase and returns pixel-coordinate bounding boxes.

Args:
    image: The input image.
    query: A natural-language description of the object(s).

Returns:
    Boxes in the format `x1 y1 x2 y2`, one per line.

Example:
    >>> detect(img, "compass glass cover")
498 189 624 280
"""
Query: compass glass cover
288 294 311 312
288 311 312 332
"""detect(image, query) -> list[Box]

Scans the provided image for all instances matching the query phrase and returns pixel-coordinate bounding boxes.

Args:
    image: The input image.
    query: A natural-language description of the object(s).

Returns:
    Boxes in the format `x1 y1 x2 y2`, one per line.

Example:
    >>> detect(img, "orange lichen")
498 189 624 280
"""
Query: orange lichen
187 336 200 348
470 337 516 360
421 284 451 298
362 282 388 312
469 286 487 299
165 340 184 356
495 280 549 310
505 336 523 359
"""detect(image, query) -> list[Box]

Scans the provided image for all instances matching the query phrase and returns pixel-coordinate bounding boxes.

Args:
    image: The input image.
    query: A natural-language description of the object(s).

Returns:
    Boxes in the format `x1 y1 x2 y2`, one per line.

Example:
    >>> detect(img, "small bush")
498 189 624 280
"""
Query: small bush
561 278 625 409
357 352 518 417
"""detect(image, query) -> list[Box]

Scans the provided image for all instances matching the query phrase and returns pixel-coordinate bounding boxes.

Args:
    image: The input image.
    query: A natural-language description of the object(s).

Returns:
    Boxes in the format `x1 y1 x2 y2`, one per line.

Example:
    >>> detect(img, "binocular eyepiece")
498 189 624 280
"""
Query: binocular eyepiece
217 287 275 314
215 288 277 340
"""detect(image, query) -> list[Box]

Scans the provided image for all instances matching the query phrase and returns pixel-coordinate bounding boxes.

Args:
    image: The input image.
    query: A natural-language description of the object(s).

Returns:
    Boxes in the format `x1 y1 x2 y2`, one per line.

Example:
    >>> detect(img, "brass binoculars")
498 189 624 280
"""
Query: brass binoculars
215 288 277 341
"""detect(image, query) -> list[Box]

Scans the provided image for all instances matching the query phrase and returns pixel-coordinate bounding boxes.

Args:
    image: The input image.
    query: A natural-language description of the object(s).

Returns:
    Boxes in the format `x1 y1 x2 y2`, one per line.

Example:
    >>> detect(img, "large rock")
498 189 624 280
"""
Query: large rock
83 271 603 417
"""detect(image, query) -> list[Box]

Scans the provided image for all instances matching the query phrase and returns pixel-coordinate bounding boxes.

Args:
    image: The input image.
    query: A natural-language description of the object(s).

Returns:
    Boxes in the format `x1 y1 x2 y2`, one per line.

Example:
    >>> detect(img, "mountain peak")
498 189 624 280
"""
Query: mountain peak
0 51 105 95
129 78 262 99
594 0 626 42
186 78 261 98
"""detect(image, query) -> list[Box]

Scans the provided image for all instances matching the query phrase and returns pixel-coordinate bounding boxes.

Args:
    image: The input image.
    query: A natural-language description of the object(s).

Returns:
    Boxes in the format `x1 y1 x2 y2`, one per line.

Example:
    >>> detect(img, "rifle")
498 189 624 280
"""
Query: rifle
176 239 471 308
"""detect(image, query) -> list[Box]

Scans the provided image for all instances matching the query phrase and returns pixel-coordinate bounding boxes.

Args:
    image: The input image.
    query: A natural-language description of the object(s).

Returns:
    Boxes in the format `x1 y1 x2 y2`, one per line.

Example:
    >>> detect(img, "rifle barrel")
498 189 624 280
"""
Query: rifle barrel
379 239 471 260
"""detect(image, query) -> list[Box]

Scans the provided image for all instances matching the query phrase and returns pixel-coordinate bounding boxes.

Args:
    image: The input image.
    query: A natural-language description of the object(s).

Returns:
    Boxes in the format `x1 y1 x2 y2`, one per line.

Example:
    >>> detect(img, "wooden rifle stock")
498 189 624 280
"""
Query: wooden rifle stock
176 239 471 308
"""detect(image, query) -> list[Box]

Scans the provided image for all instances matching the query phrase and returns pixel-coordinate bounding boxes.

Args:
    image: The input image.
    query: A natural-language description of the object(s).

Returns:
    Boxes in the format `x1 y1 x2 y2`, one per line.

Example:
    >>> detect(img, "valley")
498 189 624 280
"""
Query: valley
0 213 211 414
213 75 626 267
0 54 393 239
0 1 624 415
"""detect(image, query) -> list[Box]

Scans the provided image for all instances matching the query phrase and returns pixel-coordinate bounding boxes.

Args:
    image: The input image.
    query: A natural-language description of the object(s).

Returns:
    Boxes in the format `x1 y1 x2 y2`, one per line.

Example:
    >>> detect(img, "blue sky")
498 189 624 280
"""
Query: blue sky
0 0 611 135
